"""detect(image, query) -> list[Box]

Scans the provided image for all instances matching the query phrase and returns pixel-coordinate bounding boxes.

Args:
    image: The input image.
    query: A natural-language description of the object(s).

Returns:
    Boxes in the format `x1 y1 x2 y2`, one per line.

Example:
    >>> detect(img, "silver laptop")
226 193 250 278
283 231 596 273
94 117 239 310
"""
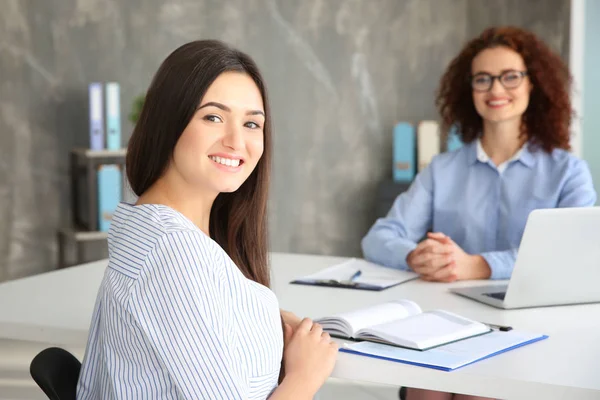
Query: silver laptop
451 207 600 309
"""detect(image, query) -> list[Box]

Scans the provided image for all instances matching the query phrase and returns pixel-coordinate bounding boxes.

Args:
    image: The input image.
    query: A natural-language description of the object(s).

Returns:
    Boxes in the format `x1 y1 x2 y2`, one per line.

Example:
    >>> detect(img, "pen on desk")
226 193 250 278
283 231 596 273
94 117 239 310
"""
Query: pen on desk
482 322 513 332
314 270 362 286
349 270 362 282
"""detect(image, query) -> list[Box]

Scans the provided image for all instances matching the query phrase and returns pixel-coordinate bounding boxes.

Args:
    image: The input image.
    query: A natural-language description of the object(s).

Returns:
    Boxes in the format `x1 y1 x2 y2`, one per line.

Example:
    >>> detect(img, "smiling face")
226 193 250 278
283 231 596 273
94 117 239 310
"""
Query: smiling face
471 46 532 125
169 71 265 194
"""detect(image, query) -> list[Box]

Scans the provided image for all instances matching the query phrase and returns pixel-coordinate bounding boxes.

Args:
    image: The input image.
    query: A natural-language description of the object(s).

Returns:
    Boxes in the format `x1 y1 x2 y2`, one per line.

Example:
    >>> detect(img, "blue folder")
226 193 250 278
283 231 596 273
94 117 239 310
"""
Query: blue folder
97 164 122 232
340 330 548 371
393 122 416 182
446 125 463 152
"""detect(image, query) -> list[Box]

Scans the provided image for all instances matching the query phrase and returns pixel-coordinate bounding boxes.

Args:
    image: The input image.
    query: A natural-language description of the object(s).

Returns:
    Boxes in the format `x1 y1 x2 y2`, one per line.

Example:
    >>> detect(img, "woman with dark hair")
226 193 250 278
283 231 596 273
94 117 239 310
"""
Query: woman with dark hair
76 40 337 399
363 26 596 287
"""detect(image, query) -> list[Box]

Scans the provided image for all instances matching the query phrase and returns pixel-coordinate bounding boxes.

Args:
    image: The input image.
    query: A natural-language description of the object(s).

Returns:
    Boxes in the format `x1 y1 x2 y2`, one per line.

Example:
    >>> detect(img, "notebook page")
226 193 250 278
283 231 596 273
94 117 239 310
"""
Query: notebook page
295 261 358 281
318 300 422 337
351 259 418 286
359 310 488 349
294 258 417 288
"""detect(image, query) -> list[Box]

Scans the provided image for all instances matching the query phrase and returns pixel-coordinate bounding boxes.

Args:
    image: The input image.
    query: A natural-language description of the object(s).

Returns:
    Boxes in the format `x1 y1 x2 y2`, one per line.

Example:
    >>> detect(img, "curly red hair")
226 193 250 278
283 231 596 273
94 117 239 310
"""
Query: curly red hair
436 26 572 152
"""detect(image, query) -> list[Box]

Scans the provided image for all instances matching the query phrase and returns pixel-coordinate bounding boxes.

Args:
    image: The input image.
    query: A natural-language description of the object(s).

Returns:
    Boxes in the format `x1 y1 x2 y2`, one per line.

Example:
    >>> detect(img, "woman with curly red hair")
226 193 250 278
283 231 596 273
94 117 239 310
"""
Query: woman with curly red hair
364 24 597 400
363 27 596 292
364 26 597 400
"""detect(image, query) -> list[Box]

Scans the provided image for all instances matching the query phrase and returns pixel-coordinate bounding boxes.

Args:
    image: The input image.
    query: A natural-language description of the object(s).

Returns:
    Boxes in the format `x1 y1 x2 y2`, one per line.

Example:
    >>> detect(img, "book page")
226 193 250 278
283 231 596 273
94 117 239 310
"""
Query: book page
317 300 422 337
358 309 488 350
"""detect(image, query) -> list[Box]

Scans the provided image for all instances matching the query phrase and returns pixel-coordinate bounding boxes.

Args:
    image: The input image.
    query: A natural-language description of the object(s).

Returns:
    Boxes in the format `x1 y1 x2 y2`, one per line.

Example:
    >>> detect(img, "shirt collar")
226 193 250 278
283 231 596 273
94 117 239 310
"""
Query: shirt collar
468 138 536 168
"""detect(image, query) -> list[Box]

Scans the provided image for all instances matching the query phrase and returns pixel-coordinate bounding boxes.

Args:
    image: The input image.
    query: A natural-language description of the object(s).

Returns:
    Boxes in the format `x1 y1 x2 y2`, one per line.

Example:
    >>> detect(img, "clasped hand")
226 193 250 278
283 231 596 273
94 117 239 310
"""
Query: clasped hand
406 232 490 282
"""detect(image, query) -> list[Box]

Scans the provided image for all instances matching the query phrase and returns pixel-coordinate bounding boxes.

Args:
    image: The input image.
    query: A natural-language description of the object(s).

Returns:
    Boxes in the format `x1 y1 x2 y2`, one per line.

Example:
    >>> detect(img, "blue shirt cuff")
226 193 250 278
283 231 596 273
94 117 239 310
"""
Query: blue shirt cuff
361 235 417 271
481 250 516 280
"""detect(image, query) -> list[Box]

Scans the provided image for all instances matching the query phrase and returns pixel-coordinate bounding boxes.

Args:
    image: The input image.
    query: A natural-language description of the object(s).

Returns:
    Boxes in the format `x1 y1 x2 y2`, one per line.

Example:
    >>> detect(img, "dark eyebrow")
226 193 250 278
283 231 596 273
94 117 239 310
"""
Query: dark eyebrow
197 101 230 112
247 110 265 117
473 69 520 76
198 101 265 117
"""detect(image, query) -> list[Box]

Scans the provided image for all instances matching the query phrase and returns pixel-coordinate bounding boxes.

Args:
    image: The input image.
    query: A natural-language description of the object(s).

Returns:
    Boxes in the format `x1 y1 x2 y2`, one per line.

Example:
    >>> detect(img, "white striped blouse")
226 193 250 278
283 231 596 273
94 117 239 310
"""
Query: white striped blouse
76 203 283 399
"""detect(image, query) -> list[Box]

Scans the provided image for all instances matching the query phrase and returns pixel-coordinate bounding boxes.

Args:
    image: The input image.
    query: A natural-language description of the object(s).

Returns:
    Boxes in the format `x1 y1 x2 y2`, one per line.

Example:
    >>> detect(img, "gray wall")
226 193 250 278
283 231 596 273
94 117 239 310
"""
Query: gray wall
0 0 570 281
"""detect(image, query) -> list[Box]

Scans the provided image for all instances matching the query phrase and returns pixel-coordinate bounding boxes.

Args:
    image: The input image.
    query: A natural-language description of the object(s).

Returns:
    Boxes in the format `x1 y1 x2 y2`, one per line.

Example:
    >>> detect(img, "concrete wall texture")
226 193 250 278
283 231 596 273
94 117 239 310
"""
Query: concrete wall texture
0 0 570 281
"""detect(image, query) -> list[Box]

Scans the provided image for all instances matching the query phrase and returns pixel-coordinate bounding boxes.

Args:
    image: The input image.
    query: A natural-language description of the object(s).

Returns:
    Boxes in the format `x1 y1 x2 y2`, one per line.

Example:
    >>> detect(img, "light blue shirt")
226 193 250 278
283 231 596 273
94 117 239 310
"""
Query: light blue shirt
77 203 283 399
361 140 597 280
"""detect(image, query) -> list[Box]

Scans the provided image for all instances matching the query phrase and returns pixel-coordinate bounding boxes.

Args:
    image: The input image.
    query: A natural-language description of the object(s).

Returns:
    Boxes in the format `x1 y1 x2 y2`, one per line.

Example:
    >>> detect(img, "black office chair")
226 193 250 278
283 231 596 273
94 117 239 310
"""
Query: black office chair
30 347 81 400
399 386 407 399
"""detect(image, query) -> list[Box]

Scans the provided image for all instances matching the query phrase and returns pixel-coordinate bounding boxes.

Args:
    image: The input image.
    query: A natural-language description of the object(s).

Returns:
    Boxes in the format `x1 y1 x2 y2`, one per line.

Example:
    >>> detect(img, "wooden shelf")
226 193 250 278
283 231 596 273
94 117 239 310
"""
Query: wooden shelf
56 228 108 269
57 228 108 242
71 148 126 161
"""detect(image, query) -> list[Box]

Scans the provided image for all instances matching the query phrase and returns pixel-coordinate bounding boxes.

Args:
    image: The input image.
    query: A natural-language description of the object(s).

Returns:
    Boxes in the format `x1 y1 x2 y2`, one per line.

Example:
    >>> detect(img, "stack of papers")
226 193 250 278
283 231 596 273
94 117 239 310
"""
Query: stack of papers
290 258 418 291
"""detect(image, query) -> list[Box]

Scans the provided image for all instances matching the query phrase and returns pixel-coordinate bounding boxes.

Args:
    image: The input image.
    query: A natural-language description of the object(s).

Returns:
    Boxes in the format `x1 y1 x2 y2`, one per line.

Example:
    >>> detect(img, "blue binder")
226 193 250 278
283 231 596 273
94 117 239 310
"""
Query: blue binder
97 165 122 232
105 82 121 150
393 122 416 182
446 125 463 152
341 330 548 372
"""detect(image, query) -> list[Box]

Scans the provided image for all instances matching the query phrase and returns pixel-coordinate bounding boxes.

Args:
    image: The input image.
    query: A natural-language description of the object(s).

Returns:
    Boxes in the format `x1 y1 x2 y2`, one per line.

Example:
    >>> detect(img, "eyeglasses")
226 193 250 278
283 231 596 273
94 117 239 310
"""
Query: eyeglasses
470 70 528 92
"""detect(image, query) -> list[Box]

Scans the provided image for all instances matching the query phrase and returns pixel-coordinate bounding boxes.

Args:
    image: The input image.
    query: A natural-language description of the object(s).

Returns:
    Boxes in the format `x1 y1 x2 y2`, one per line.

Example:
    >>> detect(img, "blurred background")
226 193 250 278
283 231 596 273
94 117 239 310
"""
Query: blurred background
3 0 595 284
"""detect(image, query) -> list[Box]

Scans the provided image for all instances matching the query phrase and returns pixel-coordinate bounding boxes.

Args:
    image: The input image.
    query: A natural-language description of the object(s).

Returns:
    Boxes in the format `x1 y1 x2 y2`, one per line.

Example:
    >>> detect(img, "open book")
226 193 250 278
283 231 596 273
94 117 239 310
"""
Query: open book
315 300 491 351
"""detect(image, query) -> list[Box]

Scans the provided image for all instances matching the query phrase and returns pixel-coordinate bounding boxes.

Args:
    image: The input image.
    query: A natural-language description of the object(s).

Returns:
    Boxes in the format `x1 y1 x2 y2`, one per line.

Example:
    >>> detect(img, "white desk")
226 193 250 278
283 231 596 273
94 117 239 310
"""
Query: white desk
1 253 599 399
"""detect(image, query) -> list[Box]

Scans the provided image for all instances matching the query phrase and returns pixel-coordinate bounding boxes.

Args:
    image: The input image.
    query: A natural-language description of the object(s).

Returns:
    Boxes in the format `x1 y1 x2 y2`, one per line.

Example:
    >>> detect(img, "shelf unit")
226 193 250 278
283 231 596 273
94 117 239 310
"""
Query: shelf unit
57 148 127 269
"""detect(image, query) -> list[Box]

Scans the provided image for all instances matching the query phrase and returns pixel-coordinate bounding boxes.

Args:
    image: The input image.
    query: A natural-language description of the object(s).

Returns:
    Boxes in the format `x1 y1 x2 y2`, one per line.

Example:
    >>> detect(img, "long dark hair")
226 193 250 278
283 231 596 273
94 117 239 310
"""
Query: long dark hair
126 40 272 288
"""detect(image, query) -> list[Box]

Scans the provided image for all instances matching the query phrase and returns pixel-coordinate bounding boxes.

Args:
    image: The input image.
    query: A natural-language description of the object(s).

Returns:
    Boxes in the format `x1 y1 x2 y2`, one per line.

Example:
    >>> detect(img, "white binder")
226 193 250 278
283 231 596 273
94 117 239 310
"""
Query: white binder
417 121 440 172
89 83 104 150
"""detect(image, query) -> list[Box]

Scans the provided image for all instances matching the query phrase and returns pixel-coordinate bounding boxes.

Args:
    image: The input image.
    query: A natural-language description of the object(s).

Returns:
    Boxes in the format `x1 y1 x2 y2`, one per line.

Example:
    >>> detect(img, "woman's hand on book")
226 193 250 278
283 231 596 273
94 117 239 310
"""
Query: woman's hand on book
280 309 302 332
282 318 338 397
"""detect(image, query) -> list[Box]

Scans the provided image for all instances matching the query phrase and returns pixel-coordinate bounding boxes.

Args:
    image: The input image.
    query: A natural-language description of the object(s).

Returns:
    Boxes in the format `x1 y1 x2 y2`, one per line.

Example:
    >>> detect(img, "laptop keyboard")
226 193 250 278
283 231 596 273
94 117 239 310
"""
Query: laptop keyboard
483 292 506 300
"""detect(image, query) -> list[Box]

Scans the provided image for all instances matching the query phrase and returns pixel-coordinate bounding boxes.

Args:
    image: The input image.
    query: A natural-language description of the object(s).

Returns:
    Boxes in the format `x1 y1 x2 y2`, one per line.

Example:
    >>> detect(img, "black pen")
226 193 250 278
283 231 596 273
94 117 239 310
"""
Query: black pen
482 322 513 332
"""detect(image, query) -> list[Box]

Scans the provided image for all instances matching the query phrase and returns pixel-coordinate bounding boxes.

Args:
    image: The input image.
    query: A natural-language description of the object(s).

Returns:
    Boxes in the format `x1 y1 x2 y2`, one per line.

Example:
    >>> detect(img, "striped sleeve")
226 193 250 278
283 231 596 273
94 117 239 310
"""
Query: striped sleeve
128 230 247 399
